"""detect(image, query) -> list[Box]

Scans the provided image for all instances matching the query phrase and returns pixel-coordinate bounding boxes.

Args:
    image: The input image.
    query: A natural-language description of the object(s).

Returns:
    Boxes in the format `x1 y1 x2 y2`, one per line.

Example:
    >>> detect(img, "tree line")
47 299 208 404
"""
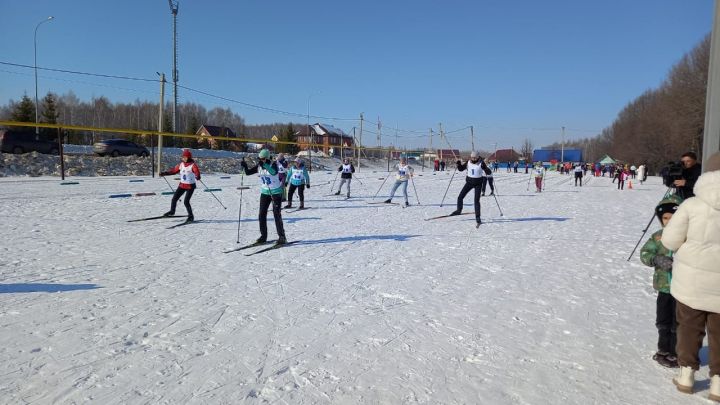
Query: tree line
550 34 710 172
0 91 304 151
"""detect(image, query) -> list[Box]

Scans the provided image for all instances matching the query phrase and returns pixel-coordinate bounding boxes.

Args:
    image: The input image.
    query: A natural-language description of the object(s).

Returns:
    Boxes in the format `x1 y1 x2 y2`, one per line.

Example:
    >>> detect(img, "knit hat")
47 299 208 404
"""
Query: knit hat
258 149 270 159
705 151 720 172
182 149 192 158
655 194 682 224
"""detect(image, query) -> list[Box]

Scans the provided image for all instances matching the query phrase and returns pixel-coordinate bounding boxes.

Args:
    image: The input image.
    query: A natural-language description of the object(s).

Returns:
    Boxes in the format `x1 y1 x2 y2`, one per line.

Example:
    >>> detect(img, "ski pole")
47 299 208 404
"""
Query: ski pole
329 170 339 193
492 190 504 217
353 175 365 186
439 167 457 207
410 175 421 205
163 176 175 192
236 173 245 243
200 179 227 210
373 173 392 199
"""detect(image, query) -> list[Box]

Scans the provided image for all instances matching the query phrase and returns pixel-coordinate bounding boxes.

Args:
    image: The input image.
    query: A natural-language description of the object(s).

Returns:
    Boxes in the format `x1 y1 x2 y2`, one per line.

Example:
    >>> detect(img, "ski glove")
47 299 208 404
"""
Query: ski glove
160 171 169 176
653 255 673 271
306 184 310 189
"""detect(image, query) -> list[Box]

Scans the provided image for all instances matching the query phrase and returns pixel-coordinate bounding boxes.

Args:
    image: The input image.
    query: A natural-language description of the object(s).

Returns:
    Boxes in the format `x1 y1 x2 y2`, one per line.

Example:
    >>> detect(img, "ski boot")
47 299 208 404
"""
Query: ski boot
334 191 341 195
276 236 287 245
255 236 267 244
284 203 293 209
299 202 305 209
163 211 175 217
185 216 194 223
449 210 461 216
384 199 392 203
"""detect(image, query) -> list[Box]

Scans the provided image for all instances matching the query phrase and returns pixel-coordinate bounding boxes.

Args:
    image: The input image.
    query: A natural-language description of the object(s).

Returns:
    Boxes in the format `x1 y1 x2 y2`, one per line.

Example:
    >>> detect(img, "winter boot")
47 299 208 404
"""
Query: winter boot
163 211 175 217
299 202 305 209
284 203 292 209
653 352 678 368
384 199 392 203
673 366 695 394
185 216 194 223
710 375 720 402
449 210 461 216
255 236 267 244
334 191 341 195
404 201 410 207
276 236 287 245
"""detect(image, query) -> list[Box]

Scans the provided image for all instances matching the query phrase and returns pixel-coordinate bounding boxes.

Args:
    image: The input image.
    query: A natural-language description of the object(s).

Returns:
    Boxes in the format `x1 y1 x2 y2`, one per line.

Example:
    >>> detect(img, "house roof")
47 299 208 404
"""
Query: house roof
489 149 520 162
197 125 236 137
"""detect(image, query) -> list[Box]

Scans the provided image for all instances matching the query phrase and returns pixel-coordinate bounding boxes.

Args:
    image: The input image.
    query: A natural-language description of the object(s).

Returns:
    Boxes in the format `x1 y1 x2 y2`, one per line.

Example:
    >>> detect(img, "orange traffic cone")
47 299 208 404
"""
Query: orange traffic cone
628 180 633 189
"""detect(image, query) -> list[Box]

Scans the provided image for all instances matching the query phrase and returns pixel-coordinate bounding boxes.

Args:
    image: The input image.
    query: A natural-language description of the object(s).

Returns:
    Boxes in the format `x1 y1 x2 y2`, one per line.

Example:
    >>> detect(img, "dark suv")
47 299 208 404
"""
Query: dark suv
93 139 149 157
0 129 60 155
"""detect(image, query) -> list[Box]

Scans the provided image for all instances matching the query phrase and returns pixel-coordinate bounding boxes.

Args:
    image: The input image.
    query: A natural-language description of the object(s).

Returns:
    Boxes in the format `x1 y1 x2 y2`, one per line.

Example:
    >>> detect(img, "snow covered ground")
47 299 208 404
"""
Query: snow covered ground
0 169 709 404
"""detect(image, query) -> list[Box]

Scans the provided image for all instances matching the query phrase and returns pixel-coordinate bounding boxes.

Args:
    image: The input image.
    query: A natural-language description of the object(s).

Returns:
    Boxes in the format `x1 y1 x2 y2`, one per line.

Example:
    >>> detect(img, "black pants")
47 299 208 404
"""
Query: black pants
259 193 285 240
480 177 494 195
618 179 624 190
288 184 305 203
457 181 481 223
657 292 677 355
170 184 195 218
574 172 583 186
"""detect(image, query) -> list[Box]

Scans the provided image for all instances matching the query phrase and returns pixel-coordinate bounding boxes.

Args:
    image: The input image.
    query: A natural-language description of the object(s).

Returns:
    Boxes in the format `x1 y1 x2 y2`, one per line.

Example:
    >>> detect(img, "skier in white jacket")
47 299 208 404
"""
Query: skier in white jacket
662 152 720 398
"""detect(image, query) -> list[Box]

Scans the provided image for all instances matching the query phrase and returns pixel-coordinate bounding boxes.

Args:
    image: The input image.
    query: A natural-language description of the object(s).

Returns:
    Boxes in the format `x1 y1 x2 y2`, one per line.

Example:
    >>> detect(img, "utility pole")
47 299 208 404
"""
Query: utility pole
157 73 166 176
358 113 364 172
429 128 433 169
470 125 475 152
703 0 720 170
377 116 382 150
561 126 565 163
167 0 179 133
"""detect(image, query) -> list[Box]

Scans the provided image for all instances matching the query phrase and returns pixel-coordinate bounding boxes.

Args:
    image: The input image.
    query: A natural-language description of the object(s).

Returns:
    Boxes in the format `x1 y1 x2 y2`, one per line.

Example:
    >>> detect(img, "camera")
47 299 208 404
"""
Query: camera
662 162 684 187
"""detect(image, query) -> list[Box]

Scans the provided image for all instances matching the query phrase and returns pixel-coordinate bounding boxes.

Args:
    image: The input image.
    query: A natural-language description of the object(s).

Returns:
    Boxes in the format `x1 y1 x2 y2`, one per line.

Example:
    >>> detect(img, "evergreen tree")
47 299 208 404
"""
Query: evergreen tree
11 94 35 123
41 92 59 124
276 123 297 154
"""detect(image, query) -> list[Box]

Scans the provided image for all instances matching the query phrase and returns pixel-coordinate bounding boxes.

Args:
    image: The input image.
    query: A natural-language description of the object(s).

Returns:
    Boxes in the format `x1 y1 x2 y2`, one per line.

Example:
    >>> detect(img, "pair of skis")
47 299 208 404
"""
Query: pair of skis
224 240 299 256
127 215 194 229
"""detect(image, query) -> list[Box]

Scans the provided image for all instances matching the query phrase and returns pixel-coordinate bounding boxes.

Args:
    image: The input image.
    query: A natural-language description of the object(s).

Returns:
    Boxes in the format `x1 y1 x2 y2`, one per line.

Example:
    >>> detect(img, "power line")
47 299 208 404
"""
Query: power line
0 61 157 82
0 68 158 96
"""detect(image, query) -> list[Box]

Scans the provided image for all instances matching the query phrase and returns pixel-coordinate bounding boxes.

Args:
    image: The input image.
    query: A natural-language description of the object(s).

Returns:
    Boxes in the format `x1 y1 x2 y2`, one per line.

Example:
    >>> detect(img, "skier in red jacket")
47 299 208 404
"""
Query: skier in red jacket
160 149 201 222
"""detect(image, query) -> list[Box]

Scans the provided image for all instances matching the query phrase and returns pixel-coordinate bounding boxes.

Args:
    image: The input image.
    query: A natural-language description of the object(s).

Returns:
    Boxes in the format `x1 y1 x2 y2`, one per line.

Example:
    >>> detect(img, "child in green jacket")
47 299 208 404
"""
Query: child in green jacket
640 194 682 368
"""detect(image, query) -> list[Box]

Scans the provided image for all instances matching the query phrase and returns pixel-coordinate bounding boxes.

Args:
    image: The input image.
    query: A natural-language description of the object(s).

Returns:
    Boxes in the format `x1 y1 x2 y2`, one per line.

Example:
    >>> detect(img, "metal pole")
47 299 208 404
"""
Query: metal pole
157 73 165 176
57 127 65 180
150 133 155 178
307 95 312 172
561 126 565 163
34 16 54 135
470 125 475 152
703 0 720 169
358 113 363 173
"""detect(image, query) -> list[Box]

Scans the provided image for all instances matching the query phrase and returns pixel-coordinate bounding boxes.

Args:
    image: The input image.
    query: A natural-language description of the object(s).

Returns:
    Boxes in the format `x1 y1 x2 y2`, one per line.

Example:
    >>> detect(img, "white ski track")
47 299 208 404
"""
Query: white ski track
0 171 699 404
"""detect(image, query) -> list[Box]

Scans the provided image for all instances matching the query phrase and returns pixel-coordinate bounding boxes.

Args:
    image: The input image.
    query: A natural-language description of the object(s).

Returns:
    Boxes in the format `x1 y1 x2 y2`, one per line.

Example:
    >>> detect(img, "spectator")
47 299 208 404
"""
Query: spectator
674 152 703 199
662 152 720 398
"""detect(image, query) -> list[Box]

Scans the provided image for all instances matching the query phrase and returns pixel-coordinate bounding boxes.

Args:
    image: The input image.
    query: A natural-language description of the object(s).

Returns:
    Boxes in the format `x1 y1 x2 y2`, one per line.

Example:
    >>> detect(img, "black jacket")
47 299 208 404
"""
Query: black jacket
679 163 702 199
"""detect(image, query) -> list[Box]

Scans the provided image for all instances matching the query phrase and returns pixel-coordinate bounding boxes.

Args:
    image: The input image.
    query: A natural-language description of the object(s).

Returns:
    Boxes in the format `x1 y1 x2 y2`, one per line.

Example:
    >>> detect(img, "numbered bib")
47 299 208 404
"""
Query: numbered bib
179 163 197 185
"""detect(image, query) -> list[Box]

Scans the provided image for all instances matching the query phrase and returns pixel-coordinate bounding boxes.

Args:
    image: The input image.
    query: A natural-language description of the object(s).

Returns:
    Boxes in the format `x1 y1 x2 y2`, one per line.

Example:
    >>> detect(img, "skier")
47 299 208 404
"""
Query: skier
481 162 494 196
285 158 310 209
640 194 683 368
160 149 200 223
335 158 355 197
276 153 289 201
574 163 584 187
533 162 545 192
449 151 487 226
384 156 414 206
240 149 287 245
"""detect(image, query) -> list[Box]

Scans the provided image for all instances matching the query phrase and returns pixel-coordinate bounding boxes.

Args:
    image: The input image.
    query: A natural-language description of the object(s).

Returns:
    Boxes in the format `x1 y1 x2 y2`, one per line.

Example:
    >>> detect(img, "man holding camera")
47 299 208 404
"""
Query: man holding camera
674 152 703 199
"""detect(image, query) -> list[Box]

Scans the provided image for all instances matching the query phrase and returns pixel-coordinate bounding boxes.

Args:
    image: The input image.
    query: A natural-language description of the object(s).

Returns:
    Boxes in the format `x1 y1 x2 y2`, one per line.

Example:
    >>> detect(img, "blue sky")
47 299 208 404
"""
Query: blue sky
0 0 714 150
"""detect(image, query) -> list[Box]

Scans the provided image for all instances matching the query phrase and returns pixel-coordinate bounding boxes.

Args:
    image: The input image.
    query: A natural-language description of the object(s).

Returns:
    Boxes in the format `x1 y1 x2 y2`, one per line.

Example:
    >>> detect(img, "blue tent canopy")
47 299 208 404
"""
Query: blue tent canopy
532 149 583 162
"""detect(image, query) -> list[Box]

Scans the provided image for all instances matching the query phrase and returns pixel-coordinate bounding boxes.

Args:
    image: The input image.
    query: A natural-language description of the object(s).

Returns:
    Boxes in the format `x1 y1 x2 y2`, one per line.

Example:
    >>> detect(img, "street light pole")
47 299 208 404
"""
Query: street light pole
34 16 54 135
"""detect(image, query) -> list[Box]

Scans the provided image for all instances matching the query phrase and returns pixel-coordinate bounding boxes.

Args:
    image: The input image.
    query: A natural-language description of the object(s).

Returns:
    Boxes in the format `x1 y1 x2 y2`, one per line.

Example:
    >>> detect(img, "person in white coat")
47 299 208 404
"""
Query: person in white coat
661 152 720 399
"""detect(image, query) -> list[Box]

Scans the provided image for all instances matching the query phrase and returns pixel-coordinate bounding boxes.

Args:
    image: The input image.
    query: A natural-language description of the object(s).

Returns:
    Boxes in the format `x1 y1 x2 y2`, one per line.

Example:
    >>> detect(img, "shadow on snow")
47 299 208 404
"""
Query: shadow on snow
0 283 101 294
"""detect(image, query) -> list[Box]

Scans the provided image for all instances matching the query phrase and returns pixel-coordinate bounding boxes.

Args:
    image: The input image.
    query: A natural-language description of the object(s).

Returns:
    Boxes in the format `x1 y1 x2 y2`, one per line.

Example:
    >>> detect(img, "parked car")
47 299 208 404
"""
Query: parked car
93 139 149 157
0 129 59 155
